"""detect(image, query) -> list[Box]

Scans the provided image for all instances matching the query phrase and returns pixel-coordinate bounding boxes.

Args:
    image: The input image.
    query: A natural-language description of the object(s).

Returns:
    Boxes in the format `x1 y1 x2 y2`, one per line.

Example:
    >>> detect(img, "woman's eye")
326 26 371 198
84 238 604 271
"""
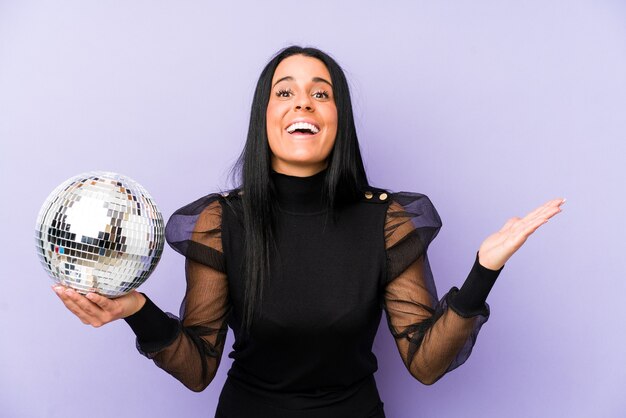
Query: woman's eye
313 91 330 99
276 89 292 98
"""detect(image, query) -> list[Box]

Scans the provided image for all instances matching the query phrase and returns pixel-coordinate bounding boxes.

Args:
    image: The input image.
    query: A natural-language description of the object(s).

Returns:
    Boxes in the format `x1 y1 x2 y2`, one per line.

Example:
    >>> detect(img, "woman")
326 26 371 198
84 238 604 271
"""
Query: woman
53 46 564 417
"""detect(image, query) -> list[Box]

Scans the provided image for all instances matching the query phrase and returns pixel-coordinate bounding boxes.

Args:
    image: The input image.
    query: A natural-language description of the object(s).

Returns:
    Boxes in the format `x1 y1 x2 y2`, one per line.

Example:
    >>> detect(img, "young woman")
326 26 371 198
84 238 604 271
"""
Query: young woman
53 46 564 418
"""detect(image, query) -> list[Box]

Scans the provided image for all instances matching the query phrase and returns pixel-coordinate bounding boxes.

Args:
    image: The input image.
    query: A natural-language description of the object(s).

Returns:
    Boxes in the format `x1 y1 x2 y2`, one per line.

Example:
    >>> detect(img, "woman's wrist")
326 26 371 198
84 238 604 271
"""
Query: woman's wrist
448 252 503 315
124 293 179 347
123 291 147 318
477 250 504 271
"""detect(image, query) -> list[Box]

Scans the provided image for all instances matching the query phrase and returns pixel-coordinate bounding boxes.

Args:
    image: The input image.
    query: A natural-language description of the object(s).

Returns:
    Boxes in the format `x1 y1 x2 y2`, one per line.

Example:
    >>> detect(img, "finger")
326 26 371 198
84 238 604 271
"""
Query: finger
63 288 105 317
539 198 566 217
52 286 94 324
516 211 559 239
543 198 564 208
544 205 563 220
57 288 110 327
523 201 555 221
85 292 115 311
523 201 563 224
523 198 565 220
544 197 565 206
522 200 553 219
532 204 563 224
499 217 520 233
502 214 545 244
542 198 565 212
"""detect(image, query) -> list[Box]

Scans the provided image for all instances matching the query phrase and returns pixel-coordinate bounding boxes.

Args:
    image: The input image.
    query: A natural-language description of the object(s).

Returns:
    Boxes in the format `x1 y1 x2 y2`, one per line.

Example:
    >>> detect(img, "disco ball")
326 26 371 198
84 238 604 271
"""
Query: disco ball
35 171 165 297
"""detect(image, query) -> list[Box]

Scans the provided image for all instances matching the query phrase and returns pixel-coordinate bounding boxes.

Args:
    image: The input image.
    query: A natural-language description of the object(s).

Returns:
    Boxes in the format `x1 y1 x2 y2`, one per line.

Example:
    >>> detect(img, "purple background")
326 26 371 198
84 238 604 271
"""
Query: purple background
1 1 625 417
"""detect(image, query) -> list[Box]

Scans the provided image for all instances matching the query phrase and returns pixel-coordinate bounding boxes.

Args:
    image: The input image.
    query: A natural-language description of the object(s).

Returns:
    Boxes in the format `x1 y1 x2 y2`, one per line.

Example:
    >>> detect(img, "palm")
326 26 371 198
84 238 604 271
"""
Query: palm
52 287 145 327
478 198 565 270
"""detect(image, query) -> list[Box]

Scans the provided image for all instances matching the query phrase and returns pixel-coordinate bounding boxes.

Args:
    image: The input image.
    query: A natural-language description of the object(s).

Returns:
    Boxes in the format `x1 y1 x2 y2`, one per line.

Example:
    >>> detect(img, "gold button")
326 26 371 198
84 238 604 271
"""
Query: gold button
379 193 388 201
364 191 373 199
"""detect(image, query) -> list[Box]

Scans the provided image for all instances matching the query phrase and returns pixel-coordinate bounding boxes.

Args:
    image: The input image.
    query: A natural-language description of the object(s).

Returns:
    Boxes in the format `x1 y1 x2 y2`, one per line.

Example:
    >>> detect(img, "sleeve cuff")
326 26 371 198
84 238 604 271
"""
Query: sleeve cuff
448 252 503 317
124 293 179 350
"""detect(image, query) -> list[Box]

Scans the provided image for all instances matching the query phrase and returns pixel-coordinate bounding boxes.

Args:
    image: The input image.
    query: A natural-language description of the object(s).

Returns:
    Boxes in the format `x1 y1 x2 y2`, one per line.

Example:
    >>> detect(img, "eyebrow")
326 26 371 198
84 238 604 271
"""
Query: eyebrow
272 76 333 88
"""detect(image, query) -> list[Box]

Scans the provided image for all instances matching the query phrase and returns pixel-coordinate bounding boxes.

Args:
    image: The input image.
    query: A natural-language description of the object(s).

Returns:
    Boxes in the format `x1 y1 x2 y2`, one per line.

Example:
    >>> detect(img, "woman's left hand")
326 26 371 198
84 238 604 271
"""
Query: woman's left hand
478 198 565 270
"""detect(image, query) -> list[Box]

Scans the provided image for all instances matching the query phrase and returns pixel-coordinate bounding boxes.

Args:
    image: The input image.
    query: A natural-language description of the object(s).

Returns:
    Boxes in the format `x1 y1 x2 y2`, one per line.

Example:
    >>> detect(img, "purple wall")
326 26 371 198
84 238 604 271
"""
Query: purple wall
1 1 625 417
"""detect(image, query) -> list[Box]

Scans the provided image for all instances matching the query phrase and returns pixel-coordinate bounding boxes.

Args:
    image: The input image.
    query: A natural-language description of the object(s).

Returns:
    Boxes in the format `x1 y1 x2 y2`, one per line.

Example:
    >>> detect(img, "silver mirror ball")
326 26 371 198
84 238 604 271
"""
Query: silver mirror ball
35 171 165 297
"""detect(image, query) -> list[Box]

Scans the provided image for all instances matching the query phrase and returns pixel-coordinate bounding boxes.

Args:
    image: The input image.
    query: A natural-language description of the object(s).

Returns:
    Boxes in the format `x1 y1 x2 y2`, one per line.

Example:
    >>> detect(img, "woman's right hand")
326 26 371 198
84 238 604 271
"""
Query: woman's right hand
52 285 146 327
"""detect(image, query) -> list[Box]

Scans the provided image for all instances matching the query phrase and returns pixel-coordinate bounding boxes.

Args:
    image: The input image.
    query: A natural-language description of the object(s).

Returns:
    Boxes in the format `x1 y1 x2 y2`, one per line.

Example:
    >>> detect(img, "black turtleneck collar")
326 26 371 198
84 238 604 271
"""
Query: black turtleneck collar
270 168 327 214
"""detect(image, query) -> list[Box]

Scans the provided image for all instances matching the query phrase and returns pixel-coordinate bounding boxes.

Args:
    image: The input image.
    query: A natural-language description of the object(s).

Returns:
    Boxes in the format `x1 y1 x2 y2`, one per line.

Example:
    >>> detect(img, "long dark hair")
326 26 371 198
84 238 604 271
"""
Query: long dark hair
229 45 369 334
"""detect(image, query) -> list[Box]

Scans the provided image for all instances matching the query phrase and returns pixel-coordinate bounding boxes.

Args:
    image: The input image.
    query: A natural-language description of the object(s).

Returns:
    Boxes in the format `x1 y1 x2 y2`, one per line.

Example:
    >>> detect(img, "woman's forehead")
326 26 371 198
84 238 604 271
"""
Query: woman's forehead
272 55 331 85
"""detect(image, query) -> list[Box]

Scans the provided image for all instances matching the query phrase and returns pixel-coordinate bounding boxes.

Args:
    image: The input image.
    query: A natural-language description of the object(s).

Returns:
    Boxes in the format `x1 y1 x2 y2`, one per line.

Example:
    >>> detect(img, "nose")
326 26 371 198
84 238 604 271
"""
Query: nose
294 96 314 112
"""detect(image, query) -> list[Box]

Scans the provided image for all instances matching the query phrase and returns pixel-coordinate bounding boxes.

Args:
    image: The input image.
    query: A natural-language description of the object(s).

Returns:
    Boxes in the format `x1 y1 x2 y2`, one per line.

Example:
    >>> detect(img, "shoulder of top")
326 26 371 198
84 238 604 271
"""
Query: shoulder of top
184 189 242 212
211 188 243 200
359 189 436 209
360 186 393 204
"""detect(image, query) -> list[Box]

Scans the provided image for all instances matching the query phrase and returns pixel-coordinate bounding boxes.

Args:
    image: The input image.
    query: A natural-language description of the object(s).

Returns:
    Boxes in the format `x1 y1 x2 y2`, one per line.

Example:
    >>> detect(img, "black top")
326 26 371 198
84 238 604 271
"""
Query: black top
125 168 502 418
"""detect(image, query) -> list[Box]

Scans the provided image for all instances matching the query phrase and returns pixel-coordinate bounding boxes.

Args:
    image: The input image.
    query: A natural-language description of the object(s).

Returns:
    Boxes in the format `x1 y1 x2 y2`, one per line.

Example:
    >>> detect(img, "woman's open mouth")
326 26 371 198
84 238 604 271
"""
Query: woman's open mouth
286 121 320 137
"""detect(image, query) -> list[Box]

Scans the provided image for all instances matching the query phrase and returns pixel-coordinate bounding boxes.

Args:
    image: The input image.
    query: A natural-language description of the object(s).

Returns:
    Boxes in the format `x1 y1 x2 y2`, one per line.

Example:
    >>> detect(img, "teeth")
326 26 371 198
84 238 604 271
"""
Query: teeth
286 122 320 134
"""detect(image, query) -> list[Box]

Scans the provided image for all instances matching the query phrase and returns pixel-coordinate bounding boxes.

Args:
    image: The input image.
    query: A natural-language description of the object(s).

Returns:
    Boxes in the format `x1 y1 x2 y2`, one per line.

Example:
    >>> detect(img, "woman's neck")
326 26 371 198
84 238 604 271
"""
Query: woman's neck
270 167 327 214
270 158 328 178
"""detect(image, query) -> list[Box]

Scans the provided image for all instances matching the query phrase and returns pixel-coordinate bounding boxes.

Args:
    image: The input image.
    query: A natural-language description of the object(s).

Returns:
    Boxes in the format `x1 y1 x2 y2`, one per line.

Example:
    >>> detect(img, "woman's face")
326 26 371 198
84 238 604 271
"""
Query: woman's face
266 54 338 177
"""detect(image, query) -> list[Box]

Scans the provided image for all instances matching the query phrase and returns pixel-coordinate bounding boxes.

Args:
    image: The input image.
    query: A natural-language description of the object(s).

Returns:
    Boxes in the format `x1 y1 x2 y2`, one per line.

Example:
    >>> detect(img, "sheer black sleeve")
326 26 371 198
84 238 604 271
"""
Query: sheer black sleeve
125 194 231 392
382 192 502 385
